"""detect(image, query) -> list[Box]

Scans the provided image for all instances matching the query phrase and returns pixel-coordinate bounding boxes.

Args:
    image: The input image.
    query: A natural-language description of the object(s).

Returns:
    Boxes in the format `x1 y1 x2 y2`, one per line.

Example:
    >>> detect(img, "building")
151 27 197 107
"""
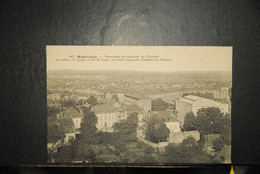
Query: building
152 111 181 133
47 125 63 153
147 91 183 103
184 87 230 99
93 100 146 132
165 120 181 133
59 118 76 144
93 104 118 132
176 95 229 125
123 94 152 112
63 107 83 129
169 130 200 144
121 104 144 126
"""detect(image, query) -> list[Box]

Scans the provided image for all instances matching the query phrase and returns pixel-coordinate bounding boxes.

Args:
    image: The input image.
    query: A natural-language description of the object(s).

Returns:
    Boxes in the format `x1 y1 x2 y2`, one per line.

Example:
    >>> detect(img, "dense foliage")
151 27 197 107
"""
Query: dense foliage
151 98 169 111
79 106 98 144
87 96 98 106
145 116 170 143
113 112 139 142
164 137 212 163
183 107 231 152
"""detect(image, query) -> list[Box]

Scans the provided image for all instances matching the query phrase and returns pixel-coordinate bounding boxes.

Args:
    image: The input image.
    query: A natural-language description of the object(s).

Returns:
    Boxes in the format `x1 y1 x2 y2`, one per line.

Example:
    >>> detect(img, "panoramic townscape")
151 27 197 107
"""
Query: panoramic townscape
47 70 231 164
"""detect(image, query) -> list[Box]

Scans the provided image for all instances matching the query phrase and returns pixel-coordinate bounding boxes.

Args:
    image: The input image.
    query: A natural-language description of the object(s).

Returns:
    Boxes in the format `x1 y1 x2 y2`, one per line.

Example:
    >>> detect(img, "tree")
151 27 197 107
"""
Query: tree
152 98 169 111
55 145 74 163
79 106 98 144
47 114 58 126
63 99 76 108
114 141 127 153
212 137 225 152
164 137 211 163
87 96 98 106
196 107 224 135
144 145 155 154
47 124 65 143
183 112 197 131
113 112 139 142
183 107 231 150
74 142 96 162
145 117 170 143
47 106 60 114
136 141 155 154
212 113 231 152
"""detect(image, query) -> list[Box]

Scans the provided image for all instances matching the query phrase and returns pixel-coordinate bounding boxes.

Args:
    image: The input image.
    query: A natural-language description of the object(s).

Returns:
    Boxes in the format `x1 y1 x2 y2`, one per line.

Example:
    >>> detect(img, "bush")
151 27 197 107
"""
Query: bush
136 141 146 149
144 146 154 154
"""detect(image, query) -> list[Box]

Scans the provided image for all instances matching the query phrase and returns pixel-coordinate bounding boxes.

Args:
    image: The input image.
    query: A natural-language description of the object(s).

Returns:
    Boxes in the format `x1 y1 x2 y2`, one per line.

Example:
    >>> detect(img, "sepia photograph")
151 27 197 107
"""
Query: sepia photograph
46 46 232 164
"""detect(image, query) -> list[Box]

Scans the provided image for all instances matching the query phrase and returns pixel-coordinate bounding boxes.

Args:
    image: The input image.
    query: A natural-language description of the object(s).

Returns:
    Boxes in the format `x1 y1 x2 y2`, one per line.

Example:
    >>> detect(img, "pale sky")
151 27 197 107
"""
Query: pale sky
46 46 232 72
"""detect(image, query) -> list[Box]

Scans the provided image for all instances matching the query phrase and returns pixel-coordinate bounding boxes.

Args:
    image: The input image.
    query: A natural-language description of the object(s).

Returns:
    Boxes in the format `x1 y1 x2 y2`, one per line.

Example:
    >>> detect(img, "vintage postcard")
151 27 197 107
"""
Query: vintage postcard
46 46 232 164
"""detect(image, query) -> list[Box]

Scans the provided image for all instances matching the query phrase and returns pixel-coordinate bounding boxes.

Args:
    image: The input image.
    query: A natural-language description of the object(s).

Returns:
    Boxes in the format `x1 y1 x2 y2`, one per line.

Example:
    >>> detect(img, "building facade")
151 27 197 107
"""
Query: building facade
165 121 181 133
123 94 152 112
169 130 200 144
93 104 118 132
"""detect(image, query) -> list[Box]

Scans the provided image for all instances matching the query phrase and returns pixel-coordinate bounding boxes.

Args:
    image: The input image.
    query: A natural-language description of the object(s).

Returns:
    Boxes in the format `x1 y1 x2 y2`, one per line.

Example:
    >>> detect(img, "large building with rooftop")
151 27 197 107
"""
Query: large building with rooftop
123 93 152 112
176 95 229 125
93 103 118 132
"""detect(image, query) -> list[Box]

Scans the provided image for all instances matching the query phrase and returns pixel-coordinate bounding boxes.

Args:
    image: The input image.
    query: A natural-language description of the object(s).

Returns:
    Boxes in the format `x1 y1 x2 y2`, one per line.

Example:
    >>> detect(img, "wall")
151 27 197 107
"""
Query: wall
72 118 82 129
169 131 200 144
138 98 152 112
165 122 181 133
176 100 192 125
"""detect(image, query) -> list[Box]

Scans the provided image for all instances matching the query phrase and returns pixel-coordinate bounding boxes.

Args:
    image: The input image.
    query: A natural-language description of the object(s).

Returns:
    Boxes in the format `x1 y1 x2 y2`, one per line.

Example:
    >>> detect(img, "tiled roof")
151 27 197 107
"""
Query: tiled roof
178 98 195 104
122 105 142 112
152 111 179 122
178 95 227 107
93 104 115 114
60 118 75 133
64 107 82 118
192 98 227 107
124 93 150 100
48 124 64 143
